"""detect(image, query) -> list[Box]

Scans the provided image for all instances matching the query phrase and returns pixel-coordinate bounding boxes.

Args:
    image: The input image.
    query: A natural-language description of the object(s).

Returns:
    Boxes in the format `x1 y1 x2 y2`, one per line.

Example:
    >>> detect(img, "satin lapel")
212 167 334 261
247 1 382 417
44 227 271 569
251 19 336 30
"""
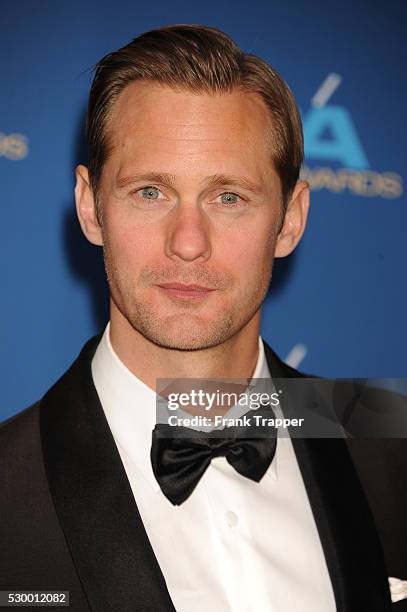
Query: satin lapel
263 341 391 612
40 336 176 612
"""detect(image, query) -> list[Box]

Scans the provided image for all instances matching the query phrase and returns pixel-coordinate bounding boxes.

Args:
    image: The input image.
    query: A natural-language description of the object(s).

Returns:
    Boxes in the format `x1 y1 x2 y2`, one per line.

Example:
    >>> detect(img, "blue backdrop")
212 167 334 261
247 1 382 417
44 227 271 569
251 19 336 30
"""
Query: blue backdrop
1 0 406 421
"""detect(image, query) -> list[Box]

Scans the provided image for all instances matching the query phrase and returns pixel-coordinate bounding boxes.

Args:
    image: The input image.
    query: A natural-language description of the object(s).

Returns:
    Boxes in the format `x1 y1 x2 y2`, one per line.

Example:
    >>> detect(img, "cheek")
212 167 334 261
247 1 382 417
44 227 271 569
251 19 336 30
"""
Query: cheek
102 216 161 270
221 226 276 272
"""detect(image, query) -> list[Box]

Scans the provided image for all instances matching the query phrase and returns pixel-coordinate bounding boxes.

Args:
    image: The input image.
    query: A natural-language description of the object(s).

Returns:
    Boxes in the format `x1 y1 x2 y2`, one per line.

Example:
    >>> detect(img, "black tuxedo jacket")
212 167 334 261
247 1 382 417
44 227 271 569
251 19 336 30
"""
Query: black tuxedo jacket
1 335 406 611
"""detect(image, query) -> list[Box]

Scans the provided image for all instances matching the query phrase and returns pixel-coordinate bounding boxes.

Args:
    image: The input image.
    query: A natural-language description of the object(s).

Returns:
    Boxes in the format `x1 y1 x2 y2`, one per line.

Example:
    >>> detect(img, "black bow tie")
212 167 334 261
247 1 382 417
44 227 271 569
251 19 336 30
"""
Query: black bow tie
151 407 277 505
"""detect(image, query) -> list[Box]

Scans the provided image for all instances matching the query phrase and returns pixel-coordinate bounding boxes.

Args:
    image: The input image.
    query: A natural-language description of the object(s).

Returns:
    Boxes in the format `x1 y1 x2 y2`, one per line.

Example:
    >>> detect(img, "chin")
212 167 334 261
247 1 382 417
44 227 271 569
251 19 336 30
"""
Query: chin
131 312 235 352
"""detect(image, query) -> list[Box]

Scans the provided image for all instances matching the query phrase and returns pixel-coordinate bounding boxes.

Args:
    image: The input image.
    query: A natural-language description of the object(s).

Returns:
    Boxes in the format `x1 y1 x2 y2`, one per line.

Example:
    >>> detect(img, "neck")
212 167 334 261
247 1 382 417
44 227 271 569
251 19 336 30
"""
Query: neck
108 303 261 391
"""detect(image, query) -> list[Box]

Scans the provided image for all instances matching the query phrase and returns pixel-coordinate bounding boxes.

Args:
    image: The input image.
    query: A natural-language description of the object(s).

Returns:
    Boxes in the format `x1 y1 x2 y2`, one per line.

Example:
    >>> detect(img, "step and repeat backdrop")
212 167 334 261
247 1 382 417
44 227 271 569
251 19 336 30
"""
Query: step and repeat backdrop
1 0 406 420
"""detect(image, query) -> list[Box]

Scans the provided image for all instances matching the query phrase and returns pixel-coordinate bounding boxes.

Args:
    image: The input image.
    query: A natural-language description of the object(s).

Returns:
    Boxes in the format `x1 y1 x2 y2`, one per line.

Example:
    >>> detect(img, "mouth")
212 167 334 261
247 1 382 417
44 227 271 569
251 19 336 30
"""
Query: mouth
156 282 216 300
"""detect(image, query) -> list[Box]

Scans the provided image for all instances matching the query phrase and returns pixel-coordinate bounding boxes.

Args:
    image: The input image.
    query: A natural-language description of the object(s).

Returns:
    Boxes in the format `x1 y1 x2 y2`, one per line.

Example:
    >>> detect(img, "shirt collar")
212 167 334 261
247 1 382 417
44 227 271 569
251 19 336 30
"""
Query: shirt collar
91 323 277 495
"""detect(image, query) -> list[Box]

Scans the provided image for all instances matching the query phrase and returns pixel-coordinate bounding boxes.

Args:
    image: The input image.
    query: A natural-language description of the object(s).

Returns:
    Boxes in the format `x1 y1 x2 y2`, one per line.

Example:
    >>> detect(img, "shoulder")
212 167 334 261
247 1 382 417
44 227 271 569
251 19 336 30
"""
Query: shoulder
0 333 101 474
0 402 47 514
0 401 41 465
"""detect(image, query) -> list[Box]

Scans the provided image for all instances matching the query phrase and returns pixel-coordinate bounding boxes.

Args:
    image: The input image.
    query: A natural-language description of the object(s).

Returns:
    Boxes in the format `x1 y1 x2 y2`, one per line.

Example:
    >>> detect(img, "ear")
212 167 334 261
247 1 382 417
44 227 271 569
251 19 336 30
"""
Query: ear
275 180 310 258
74 164 103 246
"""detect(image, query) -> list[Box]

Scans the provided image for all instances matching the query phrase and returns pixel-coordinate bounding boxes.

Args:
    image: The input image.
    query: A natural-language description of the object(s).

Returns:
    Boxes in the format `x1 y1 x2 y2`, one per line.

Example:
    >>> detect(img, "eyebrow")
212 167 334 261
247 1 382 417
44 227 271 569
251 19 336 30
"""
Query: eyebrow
115 172 176 189
115 172 263 194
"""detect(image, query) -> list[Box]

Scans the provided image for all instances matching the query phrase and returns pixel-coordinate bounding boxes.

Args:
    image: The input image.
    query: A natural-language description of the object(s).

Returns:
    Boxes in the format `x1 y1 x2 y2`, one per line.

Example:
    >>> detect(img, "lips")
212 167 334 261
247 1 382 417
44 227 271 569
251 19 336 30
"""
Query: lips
156 282 215 299
158 283 213 291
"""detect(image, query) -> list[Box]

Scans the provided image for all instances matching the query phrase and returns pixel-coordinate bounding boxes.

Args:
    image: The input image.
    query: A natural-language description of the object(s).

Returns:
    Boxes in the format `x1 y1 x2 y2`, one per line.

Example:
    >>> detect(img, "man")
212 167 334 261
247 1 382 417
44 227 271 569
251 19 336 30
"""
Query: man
0 24 405 611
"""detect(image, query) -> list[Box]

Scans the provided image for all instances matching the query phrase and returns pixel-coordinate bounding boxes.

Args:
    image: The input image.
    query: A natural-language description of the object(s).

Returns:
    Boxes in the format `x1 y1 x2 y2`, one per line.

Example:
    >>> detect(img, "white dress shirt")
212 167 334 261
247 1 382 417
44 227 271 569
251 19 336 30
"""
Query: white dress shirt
92 324 336 612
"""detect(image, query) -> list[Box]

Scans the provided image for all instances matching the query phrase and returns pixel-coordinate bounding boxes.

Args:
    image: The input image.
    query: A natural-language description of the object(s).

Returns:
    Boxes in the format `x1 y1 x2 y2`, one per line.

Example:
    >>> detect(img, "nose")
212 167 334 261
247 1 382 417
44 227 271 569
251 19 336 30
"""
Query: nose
165 201 211 263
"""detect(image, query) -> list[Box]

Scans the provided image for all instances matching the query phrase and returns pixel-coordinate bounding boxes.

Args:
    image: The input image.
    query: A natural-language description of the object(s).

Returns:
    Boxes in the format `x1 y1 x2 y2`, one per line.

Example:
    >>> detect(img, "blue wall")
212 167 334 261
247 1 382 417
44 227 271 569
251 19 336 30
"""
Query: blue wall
1 0 406 420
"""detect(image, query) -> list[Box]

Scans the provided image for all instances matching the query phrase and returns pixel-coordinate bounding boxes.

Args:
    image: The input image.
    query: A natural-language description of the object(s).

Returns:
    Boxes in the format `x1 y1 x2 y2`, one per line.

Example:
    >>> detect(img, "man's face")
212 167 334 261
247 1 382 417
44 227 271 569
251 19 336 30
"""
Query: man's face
79 82 306 350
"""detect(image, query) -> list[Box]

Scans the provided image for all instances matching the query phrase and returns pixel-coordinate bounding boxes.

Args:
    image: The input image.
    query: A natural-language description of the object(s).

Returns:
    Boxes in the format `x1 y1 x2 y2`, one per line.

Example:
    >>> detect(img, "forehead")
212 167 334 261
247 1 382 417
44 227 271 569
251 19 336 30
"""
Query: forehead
104 81 276 183
109 79 271 123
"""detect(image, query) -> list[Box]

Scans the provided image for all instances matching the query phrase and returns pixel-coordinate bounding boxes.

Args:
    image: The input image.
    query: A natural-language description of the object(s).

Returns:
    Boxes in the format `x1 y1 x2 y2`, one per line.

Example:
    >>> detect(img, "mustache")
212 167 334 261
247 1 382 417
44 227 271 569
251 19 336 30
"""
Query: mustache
139 265 234 290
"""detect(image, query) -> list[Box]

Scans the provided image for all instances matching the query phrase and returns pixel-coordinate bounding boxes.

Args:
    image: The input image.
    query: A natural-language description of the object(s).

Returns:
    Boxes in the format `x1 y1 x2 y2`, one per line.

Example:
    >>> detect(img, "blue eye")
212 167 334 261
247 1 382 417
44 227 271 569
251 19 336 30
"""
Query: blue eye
141 186 161 199
219 192 240 205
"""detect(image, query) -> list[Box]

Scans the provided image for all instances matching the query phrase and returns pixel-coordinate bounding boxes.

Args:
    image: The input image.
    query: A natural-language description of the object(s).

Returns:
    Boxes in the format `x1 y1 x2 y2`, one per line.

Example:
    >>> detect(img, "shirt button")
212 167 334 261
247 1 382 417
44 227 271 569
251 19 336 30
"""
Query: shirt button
226 511 238 527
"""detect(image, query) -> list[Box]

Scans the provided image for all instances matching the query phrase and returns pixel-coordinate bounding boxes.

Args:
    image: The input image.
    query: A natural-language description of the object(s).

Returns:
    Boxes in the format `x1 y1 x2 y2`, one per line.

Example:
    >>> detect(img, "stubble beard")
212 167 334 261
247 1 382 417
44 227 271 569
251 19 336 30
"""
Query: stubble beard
114 287 267 351
103 246 273 352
